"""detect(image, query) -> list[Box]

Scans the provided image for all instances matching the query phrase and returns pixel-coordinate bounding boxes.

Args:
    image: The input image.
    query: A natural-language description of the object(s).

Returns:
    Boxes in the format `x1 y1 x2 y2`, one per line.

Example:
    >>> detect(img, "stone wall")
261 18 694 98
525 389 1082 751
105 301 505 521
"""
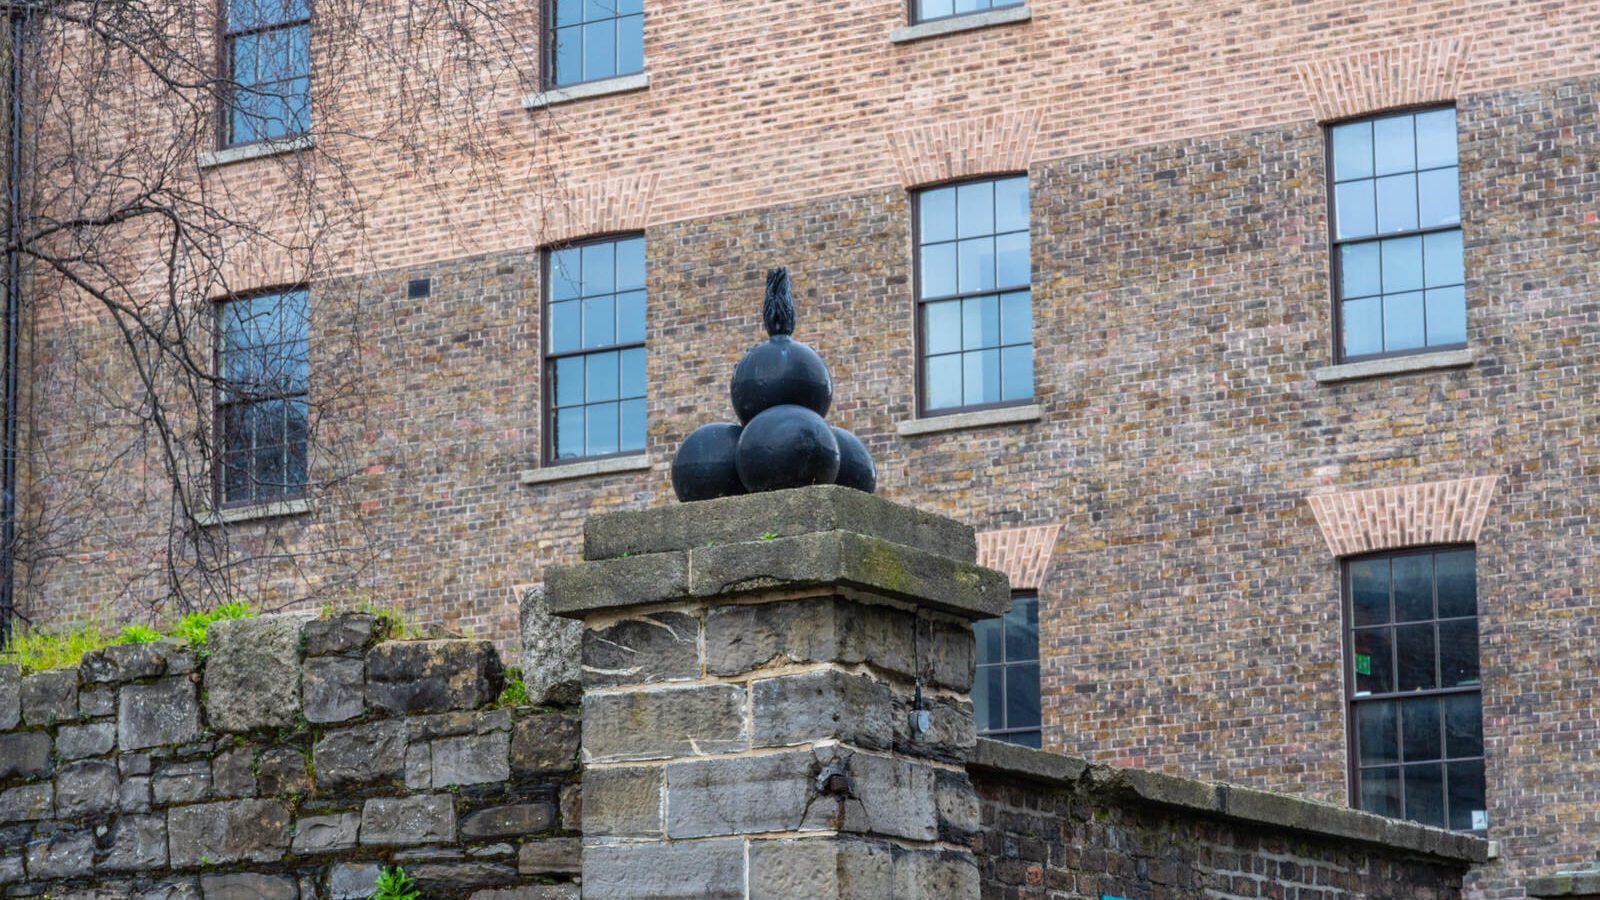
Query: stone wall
0 614 580 899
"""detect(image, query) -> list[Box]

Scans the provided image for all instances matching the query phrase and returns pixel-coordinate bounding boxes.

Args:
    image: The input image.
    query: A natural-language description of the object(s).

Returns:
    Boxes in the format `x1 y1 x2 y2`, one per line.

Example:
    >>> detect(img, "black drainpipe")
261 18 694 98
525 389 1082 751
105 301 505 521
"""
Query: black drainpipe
1 7 24 647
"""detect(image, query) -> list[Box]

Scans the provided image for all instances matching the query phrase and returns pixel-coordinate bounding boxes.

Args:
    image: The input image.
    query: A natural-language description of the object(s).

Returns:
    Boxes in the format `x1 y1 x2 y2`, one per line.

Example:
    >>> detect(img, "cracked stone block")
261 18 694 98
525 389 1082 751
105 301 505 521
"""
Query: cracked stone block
750 668 894 751
581 611 700 688
303 613 381 656
25 829 94 879
0 732 51 779
57 759 121 818
702 597 918 679
0 783 53 823
198 873 298 900
313 720 406 788
430 731 509 787
290 811 361 854
582 840 744 900
304 656 365 724
891 692 976 764
204 615 306 732
582 683 746 762
100 814 168 871
366 640 504 715
519 586 582 706
360 795 456 845
458 802 556 838
582 766 662 837
665 749 823 839
21 669 78 726
57 721 116 760
0 664 18 729
119 677 201 750
167 799 292 866
836 751 939 842
510 712 579 774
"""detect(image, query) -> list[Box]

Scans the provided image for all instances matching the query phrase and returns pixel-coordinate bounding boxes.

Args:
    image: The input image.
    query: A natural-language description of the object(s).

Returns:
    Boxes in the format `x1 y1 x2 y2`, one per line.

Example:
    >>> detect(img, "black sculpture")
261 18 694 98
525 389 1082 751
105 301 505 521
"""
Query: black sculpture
670 268 876 501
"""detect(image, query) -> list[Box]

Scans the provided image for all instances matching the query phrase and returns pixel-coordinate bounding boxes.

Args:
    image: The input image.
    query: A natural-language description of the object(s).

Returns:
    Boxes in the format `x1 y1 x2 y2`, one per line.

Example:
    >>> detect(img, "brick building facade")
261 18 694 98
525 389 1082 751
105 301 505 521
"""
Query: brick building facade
10 1 1598 897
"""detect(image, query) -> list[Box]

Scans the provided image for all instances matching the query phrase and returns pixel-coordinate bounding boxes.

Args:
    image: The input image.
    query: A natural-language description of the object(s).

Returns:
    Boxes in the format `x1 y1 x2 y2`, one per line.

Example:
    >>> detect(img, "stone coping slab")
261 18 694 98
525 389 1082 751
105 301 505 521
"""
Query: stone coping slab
581 485 975 563
549 529 1008 620
1529 869 1600 898
969 739 1489 864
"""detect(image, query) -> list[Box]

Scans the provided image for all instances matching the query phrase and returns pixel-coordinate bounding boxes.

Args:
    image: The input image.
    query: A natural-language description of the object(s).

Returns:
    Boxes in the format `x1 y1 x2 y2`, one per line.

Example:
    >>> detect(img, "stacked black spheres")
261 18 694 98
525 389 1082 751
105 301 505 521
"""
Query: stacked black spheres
670 268 877 502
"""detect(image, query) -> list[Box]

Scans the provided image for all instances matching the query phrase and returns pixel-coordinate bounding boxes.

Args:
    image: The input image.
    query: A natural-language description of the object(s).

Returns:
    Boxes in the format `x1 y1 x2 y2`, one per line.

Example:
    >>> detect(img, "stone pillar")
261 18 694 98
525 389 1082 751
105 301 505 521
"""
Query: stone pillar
545 485 1010 900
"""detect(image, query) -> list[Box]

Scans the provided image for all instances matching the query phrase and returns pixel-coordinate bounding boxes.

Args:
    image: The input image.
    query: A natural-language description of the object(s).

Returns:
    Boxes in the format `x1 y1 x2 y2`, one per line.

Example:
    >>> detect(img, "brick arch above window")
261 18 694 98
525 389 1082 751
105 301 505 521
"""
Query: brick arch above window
1294 36 1474 123
1307 476 1499 558
976 523 1060 592
885 109 1041 189
526 173 659 248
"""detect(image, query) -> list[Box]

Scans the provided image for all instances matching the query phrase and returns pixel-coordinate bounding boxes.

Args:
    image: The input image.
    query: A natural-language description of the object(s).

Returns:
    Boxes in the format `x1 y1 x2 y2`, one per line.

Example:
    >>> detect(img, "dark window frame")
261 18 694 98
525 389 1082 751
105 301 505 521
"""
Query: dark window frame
218 0 313 149
911 173 1034 418
907 0 1026 26
1324 104 1466 365
1342 544 1485 832
540 232 648 466
212 287 311 510
544 0 645 90
974 591 1041 747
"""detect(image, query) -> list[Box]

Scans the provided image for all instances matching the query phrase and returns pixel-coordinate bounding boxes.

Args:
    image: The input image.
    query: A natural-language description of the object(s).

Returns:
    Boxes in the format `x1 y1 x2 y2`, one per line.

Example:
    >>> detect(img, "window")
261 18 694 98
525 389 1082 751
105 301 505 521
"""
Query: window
973 593 1040 748
1346 547 1485 831
545 235 646 462
1329 108 1464 362
222 0 311 146
915 175 1032 415
549 0 644 87
912 0 1025 24
216 289 310 507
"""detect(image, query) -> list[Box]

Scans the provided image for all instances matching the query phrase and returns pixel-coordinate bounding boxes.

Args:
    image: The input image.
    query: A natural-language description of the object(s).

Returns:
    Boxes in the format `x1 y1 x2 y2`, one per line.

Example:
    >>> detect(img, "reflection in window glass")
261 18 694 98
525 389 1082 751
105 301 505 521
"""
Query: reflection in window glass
224 0 311 146
973 594 1041 748
217 289 310 506
551 0 644 87
913 0 1024 23
547 236 647 461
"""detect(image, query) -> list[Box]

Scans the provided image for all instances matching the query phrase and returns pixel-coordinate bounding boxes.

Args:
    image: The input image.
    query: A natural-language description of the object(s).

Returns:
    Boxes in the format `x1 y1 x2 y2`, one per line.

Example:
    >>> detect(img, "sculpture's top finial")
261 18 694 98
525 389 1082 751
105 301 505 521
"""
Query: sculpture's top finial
763 267 795 337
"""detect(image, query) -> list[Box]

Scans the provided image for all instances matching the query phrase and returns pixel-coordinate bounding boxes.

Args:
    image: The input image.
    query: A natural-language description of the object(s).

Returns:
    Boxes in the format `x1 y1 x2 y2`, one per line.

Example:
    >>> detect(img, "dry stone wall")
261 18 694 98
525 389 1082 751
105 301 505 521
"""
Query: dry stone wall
0 614 580 899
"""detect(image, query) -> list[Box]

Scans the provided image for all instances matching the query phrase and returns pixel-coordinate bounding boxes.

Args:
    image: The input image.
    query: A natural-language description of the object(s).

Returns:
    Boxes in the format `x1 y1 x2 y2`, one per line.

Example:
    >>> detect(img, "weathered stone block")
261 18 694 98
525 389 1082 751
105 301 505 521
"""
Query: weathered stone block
0 664 18 729
890 846 979 897
211 746 257 799
703 597 916 678
471 886 579 900
291 811 361 854
933 770 980 842
891 693 976 763
100 814 168 871
407 862 520 892
545 552 691 617
21 669 78 726
313 720 406 788
79 640 187 684
152 760 213 806
303 613 381 656
519 586 582 706
748 838 892 900
0 732 51 779
56 721 115 760
57 759 121 818
0 783 53 822
750 669 894 750
510 712 579 773
25 830 94 879
583 684 745 762
366 640 504 714
119 776 151 813
405 743 432 789
460 802 556 838
303 656 365 724
582 766 661 837
0 851 21 886
407 710 477 739
78 688 115 718
431 731 510 787
517 837 581 875
119 677 201 750
327 862 383 899
167 799 292 866
256 746 311 797
582 840 744 900
360 795 456 845
581 611 700 688
835 752 939 842
666 749 833 839
204 615 306 732
198 873 298 899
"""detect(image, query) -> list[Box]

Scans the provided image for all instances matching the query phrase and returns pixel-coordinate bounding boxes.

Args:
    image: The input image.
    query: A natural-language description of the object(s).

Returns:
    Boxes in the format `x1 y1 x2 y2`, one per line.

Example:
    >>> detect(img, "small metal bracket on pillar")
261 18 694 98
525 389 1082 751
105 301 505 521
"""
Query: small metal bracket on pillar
546 485 1011 899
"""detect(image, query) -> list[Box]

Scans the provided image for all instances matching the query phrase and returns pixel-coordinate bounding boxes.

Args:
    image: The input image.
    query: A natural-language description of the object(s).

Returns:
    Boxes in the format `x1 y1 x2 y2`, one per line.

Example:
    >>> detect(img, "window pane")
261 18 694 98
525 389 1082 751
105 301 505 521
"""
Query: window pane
586 351 619 402
995 232 1029 289
224 452 252 503
1339 241 1381 299
918 0 955 18
956 180 994 239
1004 596 1038 662
554 407 583 458
974 667 1003 732
1350 557 1390 626
925 354 961 411
920 243 957 298
1435 550 1476 617
1343 297 1383 357
963 349 1000 407
619 347 646 398
582 295 615 349
554 0 582 27
1001 345 1033 402
1447 760 1486 831
1373 114 1417 177
1404 764 1446 827
924 301 961 355
974 617 1002 665
550 249 582 300
954 0 981 12
957 237 996 294
617 290 646 344
1426 287 1467 347
994 177 1028 234
617 0 643 15
1423 230 1464 288
919 188 956 245
550 301 579 353
1375 173 1419 234
1000 291 1031 345
1006 663 1041 730
256 444 284 496
961 295 999 351
1383 291 1426 353
582 0 611 20
1381 236 1424 294
1331 121 1374 182
1418 169 1461 228
619 398 646 453
1334 180 1377 240
1439 619 1480 688
1352 627 1393 695
553 356 582 407
1396 623 1437 692
286 398 309 451
1357 701 1399 766
615 238 645 291
285 436 307 489
586 403 619 457
582 19 616 81
1392 554 1433 622
1359 766 1401 818
581 241 614 297
553 26 581 85
1005 731 1042 749
1444 694 1483 758
1401 697 1442 762
617 14 644 76
1415 109 1458 170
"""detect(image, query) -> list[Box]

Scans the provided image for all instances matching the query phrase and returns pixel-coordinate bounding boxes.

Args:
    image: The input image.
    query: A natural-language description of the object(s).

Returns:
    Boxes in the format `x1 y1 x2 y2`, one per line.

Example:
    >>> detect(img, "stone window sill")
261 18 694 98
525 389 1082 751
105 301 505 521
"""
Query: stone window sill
890 5 1031 44
1312 348 1474 384
197 497 314 526
197 134 316 169
520 454 652 485
896 403 1041 437
522 72 650 110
